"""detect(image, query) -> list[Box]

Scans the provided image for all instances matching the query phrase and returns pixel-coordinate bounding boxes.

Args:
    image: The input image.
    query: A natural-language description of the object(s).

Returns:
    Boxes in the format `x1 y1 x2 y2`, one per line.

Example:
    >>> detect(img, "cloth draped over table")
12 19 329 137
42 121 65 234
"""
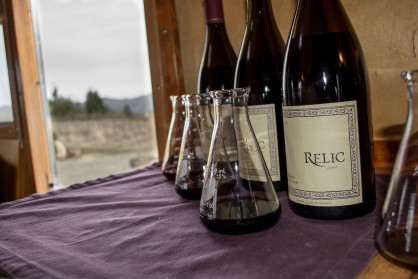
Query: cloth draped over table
0 162 386 279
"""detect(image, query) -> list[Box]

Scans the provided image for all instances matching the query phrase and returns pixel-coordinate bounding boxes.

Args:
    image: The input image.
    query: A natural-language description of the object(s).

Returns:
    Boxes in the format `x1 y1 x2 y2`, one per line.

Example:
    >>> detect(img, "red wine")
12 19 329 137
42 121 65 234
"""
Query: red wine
197 0 236 94
200 198 281 234
199 152 281 234
175 186 203 200
162 166 177 180
175 159 206 200
162 154 179 180
282 0 375 219
234 0 287 191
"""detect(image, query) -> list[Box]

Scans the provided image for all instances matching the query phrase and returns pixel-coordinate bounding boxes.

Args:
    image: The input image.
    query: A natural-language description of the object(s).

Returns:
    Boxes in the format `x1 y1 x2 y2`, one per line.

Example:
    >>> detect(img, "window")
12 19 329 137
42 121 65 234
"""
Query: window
32 0 158 188
0 24 13 124
0 3 18 139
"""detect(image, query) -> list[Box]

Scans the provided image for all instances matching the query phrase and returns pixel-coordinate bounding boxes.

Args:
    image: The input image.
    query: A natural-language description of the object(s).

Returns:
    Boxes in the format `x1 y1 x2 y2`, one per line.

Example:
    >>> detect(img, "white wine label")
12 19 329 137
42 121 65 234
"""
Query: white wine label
282 101 362 207
234 104 280 182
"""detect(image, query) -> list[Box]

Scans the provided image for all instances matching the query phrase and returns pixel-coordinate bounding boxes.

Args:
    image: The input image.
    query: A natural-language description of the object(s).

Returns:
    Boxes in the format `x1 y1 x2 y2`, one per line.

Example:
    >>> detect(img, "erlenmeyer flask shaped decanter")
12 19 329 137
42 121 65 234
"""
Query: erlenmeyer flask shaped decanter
162 96 186 180
199 88 281 234
375 70 418 268
175 93 213 199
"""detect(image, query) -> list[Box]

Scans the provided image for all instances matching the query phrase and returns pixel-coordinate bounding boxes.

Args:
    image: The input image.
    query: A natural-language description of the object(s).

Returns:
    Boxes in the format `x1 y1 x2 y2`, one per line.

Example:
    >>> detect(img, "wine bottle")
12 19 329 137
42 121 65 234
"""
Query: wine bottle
282 0 375 219
234 0 287 191
197 0 237 94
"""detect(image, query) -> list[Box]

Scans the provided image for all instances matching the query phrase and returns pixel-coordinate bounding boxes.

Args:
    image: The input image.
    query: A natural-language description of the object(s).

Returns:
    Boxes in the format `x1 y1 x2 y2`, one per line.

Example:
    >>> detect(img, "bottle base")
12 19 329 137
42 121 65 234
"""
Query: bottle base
162 168 176 180
288 200 375 220
377 250 418 270
273 181 288 192
175 186 202 200
375 229 418 269
200 206 281 234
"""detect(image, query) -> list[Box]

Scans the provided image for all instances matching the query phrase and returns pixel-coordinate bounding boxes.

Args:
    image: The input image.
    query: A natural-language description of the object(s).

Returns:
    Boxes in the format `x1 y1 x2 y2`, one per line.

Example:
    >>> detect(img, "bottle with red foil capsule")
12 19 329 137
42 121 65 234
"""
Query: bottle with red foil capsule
197 0 237 94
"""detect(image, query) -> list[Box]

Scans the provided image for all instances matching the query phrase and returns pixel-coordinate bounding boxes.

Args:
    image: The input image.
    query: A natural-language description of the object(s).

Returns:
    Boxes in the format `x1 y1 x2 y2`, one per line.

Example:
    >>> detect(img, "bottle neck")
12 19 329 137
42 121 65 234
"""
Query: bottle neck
248 0 275 21
206 22 228 38
204 0 225 24
204 4 230 50
246 0 279 36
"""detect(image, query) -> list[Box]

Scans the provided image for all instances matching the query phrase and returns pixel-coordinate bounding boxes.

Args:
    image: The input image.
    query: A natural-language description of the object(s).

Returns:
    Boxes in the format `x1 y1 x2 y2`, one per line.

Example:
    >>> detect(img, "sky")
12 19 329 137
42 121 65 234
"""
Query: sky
33 0 152 103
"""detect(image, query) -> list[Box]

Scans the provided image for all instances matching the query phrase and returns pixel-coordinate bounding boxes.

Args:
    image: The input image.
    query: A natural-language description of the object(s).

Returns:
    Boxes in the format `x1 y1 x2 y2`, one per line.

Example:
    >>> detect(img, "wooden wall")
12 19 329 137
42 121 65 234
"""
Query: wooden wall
0 140 35 202
174 0 418 142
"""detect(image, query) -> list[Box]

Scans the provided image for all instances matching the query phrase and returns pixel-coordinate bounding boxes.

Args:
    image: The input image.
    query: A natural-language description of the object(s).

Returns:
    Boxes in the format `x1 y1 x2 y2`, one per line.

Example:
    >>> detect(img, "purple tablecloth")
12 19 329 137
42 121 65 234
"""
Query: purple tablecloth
0 162 386 279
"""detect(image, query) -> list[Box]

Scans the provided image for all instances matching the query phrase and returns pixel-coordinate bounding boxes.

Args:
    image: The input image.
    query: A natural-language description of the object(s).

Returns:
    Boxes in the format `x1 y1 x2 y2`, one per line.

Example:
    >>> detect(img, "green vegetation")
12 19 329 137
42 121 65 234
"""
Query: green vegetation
49 87 84 118
123 105 133 118
85 89 108 115
49 87 135 119
48 87 149 120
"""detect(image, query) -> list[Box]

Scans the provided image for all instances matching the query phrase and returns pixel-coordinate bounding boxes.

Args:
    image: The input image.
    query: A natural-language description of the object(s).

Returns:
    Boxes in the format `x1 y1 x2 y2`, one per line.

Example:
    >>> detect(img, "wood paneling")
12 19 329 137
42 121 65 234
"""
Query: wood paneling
0 139 35 202
358 253 418 279
144 0 185 159
172 0 417 142
342 0 417 141
374 140 400 175
173 0 298 96
0 0 37 202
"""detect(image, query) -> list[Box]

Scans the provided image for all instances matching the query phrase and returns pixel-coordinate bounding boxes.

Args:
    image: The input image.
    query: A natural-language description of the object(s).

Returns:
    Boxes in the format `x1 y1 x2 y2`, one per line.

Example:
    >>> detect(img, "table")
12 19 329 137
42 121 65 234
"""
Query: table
0 162 415 278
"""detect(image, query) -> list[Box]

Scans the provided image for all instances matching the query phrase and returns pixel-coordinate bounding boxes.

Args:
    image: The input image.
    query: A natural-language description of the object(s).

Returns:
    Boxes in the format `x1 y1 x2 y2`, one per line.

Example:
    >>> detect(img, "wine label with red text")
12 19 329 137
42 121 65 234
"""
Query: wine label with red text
282 101 362 207
234 104 280 182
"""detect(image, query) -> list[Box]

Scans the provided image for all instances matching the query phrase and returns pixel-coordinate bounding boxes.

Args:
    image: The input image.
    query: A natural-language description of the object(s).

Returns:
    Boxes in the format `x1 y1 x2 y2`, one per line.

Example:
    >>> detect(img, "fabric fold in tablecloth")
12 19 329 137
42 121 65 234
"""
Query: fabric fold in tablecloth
0 162 386 279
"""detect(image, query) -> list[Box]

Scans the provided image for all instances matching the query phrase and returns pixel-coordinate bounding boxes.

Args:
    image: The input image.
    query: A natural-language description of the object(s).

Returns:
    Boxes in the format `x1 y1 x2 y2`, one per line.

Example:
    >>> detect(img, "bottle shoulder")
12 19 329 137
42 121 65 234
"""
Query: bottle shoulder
283 32 369 105
237 16 285 64
201 24 237 68
198 24 237 93
294 0 356 36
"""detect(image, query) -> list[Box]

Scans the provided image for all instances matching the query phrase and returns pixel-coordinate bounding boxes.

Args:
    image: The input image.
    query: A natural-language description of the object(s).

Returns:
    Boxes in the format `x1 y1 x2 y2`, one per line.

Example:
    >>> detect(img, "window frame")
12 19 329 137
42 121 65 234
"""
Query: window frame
0 0 20 139
0 0 52 194
143 0 185 159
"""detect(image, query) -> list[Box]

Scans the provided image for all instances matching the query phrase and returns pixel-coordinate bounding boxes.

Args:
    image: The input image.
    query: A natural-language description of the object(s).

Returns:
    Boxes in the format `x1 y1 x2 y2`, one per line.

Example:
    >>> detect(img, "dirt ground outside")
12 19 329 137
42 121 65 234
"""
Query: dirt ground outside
52 115 159 188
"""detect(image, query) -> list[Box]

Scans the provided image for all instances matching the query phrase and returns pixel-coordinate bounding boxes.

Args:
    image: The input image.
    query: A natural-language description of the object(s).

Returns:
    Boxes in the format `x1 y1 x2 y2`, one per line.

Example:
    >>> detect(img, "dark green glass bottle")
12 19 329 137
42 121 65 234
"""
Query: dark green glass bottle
197 0 237 94
282 0 375 219
234 0 287 191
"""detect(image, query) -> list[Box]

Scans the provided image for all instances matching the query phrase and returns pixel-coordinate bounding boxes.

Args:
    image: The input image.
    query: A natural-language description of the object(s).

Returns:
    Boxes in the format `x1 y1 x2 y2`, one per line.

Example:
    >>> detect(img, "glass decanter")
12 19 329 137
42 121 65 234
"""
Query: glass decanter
199 87 281 234
162 95 186 180
175 93 213 199
375 69 418 268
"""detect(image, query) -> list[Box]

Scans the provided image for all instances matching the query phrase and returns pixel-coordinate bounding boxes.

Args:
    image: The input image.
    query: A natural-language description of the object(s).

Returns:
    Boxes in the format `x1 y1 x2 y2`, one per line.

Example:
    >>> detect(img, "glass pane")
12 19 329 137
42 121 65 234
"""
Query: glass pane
34 0 157 188
0 23 14 123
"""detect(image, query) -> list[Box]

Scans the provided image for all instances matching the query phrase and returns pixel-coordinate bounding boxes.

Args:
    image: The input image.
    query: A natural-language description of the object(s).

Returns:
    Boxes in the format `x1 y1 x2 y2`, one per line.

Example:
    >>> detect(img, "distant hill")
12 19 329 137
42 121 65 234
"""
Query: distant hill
1 95 154 119
102 94 154 115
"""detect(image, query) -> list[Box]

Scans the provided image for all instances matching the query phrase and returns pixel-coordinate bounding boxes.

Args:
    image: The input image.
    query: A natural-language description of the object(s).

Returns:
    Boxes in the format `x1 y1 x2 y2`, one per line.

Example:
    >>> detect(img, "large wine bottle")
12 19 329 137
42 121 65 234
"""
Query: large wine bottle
234 0 287 191
282 0 375 219
197 0 237 94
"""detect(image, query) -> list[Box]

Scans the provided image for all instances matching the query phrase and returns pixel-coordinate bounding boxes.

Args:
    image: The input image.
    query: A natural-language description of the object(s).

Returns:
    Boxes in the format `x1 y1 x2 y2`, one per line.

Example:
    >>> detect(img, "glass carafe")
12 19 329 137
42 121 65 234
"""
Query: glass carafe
175 93 213 199
375 69 418 268
162 96 186 180
199 87 281 234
